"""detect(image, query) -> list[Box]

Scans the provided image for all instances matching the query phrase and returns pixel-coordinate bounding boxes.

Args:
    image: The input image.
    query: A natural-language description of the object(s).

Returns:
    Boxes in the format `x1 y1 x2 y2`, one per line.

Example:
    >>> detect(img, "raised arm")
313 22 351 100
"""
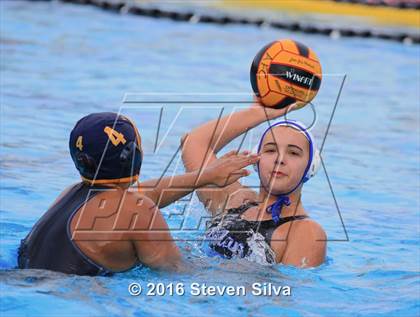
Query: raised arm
181 102 295 215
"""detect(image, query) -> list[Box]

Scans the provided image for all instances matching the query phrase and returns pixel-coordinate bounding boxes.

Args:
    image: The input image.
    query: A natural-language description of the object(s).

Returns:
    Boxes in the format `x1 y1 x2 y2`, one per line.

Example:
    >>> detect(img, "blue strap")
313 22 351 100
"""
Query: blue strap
266 196 291 224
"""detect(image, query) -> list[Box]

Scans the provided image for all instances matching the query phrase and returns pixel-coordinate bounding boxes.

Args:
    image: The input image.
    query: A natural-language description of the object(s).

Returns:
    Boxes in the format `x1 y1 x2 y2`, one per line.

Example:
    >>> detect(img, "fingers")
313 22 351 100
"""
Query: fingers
220 150 249 158
220 150 237 159
218 150 259 174
240 169 250 177
225 169 250 185
286 101 305 113
234 153 260 168
220 150 252 160
222 152 259 169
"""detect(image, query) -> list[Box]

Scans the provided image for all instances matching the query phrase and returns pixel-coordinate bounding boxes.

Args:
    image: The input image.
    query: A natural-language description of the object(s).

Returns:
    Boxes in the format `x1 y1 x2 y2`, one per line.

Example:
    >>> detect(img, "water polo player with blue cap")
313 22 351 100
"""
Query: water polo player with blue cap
18 112 258 276
181 102 327 267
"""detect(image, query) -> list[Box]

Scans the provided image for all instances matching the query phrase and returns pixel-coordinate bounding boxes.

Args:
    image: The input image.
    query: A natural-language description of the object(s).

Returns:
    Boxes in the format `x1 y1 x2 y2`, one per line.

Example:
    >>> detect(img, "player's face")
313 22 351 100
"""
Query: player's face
258 126 310 195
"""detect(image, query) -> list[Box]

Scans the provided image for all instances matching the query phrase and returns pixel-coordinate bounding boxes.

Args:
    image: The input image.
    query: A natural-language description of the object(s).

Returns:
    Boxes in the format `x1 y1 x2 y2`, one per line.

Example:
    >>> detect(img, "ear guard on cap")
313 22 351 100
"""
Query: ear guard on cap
73 141 143 181
119 141 143 176
302 148 321 183
75 152 98 179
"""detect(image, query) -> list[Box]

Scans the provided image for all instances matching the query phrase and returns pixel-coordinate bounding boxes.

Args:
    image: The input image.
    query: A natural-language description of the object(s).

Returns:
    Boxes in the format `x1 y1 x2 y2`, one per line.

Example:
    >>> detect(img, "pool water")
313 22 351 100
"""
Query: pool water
1 1 419 316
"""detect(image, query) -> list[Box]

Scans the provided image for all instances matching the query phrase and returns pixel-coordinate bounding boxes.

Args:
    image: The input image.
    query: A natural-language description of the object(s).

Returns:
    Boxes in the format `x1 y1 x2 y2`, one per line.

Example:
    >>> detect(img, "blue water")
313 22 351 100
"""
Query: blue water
1 1 419 316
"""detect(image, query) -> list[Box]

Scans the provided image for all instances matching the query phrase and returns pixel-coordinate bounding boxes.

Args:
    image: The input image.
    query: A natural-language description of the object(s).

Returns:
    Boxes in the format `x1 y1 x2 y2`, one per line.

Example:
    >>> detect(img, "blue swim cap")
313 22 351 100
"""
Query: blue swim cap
69 112 143 185
255 120 320 223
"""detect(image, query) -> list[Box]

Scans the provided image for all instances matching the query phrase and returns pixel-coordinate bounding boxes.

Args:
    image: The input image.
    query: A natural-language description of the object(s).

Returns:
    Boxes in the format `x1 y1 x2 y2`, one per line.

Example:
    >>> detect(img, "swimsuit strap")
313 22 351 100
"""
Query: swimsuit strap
223 201 309 245
225 201 259 215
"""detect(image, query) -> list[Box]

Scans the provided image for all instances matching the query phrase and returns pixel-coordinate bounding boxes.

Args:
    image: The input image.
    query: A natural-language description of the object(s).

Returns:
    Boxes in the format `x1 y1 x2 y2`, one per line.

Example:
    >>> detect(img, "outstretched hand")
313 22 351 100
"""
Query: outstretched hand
201 150 259 187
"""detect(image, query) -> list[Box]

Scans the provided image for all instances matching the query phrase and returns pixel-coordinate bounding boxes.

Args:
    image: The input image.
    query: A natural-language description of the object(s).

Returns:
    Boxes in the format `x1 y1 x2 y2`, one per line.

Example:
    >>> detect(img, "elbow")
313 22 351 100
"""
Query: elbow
180 132 203 172
180 133 189 161
180 133 192 171
180 133 189 150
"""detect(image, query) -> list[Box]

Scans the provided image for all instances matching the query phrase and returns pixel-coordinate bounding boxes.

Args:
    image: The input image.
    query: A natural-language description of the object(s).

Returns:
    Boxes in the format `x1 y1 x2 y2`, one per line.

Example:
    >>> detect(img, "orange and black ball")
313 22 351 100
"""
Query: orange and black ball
250 39 322 109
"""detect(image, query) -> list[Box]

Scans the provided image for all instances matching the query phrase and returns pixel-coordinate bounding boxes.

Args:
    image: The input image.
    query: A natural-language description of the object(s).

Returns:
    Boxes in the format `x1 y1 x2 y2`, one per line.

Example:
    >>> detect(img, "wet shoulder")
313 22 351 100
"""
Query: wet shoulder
270 218 326 261
272 218 325 239
289 219 326 240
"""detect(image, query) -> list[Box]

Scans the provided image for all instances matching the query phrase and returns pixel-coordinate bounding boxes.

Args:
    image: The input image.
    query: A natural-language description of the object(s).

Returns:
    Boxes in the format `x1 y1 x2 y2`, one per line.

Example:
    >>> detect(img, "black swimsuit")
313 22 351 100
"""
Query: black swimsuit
205 202 308 264
18 182 112 276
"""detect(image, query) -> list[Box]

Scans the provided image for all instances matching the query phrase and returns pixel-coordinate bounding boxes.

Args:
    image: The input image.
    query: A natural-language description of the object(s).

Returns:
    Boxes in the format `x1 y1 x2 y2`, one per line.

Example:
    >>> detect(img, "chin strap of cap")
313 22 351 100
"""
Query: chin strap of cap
266 195 291 224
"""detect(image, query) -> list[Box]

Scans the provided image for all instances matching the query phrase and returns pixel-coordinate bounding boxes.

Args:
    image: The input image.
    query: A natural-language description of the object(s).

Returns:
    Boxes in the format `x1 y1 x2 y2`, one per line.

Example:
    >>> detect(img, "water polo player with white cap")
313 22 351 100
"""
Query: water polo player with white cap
18 112 259 276
181 103 327 267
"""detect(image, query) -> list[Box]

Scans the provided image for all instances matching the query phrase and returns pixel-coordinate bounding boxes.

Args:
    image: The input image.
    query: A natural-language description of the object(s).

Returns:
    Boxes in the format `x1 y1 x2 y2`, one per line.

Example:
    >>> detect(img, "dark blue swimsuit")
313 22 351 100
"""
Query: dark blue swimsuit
18 182 112 276
206 202 308 264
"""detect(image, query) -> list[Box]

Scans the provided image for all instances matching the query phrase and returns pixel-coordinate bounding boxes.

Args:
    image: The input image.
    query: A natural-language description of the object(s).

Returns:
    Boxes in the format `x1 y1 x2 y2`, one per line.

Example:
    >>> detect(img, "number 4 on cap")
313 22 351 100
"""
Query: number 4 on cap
104 126 126 146
76 136 83 151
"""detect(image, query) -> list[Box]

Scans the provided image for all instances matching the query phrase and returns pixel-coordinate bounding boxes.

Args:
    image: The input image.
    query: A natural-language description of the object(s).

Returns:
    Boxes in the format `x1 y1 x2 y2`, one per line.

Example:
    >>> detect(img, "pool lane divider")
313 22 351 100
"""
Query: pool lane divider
29 0 420 44
323 0 419 10
221 0 420 28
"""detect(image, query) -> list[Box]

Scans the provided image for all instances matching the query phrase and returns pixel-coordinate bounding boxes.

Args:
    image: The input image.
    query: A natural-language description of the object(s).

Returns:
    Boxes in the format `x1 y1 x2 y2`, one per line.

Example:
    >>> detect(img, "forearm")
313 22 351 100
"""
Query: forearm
139 171 211 208
192 107 268 152
181 107 270 171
